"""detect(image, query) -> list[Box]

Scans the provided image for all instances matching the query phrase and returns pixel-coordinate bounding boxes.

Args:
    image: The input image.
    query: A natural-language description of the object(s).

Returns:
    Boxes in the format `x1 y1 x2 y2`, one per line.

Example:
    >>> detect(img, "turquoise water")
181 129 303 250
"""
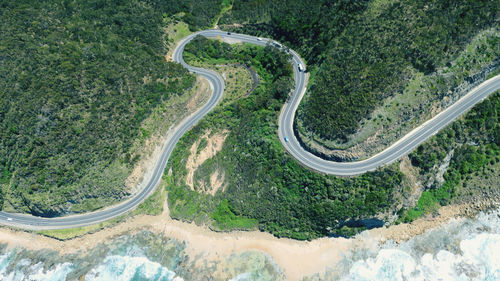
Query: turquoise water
0 252 178 281
84 255 178 281
0 232 183 281
0 231 282 281
0 252 73 281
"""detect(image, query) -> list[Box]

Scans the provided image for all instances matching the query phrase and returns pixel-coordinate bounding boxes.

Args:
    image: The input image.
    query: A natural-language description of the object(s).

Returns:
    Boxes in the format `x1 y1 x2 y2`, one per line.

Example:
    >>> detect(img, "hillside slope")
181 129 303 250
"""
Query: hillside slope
220 0 499 152
0 0 220 216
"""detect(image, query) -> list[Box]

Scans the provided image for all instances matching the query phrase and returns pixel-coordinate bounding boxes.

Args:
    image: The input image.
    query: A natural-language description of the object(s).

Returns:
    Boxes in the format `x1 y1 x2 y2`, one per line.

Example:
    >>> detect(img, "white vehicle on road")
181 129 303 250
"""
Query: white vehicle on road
298 63 305 72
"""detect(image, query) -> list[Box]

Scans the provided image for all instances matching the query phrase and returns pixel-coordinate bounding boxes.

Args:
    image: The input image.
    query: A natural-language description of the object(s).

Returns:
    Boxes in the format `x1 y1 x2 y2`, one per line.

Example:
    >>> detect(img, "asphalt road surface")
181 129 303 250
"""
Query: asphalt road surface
1 30 498 229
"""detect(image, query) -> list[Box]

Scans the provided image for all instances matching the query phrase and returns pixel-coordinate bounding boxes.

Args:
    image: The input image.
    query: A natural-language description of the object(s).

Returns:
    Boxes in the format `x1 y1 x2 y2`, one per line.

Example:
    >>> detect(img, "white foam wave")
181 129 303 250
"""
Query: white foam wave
0 251 179 281
0 252 73 281
84 255 180 281
27 262 73 281
229 272 252 281
341 209 500 281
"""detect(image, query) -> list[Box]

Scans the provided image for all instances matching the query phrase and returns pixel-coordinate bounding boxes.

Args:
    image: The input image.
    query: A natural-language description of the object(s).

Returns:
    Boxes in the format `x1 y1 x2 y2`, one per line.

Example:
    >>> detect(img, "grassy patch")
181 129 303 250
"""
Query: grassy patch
183 51 256 107
132 185 166 216
37 216 125 240
196 138 208 155
212 199 258 230
165 19 191 46
399 191 439 223
214 65 255 106
487 68 500 79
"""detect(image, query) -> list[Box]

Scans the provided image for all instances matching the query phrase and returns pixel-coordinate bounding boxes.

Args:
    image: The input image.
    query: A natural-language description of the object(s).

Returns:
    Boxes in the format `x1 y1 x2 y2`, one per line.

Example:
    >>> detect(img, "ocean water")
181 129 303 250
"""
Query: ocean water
84 255 180 281
0 251 181 281
0 252 73 281
0 231 282 281
339 208 500 281
1 208 500 280
0 232 185 281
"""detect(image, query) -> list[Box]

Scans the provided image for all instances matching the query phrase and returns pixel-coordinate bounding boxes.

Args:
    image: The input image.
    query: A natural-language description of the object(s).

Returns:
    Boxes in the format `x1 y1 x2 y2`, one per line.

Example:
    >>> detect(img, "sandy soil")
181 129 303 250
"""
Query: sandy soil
165 53 173 62
185 130 228 192
209 169 226 195
123 76 211 195
186 77 211 111
397 156 424 210
125 135 163 194
1 199 492 281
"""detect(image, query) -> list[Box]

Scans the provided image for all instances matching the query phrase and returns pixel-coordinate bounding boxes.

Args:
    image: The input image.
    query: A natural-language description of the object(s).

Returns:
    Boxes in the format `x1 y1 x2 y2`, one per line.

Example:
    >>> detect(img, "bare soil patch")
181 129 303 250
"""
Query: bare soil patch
209 169 226 195
398 156 424 210
187 76 211 111
185 130 228 192
124 76 211 195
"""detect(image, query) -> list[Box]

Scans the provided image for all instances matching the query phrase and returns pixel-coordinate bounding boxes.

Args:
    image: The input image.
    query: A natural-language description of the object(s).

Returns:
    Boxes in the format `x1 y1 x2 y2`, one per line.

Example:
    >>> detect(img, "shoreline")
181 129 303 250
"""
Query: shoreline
1 199 496 280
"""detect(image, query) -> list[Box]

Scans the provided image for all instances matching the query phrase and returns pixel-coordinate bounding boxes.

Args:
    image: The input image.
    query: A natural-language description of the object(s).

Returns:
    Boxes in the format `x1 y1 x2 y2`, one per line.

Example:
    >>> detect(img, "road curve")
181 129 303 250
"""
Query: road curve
0 29 498 229
279 59 500 176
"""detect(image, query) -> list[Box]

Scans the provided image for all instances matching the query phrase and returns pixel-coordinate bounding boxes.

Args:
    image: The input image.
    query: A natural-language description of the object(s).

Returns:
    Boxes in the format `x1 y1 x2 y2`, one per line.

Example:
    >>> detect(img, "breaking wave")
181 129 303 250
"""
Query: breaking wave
0 253 180 281
1 208 500 280
0 253 72 281
84 255 181 281
340 208 500 281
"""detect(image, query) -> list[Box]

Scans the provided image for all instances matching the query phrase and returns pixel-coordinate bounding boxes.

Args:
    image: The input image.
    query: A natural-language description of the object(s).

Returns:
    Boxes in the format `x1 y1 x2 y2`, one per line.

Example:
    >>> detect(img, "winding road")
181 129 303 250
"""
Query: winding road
0 29 499 229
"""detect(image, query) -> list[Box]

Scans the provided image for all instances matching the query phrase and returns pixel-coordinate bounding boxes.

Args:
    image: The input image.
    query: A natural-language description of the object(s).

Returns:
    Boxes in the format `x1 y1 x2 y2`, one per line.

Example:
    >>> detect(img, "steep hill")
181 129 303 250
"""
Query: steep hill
221 0 499 146
0 0 220 216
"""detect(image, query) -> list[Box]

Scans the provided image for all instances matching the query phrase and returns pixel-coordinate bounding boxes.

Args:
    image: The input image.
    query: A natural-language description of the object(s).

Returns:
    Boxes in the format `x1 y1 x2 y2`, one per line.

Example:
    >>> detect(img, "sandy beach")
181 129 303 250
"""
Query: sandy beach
1 198 491 280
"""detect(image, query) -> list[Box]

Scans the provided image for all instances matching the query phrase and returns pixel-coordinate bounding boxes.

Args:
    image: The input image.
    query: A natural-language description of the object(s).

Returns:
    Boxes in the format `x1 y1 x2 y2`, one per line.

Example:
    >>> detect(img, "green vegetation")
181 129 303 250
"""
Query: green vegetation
182 63 255 108
38 224 107 240
132 184 166 216
218 1 499 229
400 191 440 222
0 0 223 216
3 0 497 239
169 34 498 238
487 67 500 80
197 138 208 155
166 37 403 239
299 28 499 155
150 0 223 30
400 92 499 222
37 215 125 240
212 199 258 230
221 0 498 144
410 92 499 175
220 0 367 65
165 20 192 47
301 0 498 143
